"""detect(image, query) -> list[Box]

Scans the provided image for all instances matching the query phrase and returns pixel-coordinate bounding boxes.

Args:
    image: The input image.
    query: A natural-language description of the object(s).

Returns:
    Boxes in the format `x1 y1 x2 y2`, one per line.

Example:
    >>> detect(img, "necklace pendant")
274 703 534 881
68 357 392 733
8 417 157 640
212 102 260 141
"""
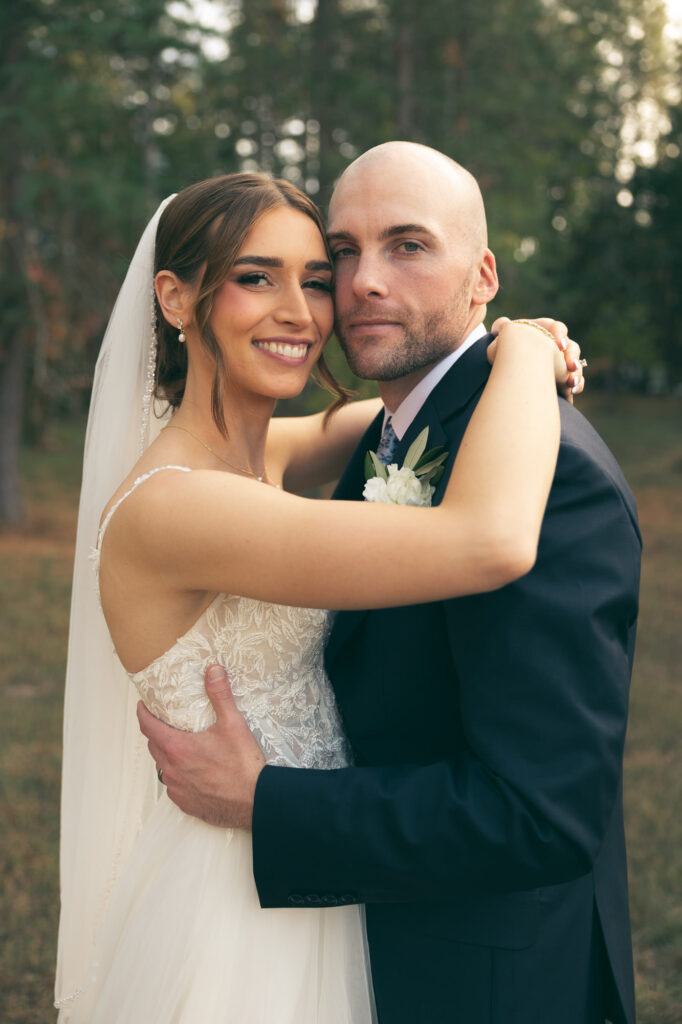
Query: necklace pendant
257 475 264 483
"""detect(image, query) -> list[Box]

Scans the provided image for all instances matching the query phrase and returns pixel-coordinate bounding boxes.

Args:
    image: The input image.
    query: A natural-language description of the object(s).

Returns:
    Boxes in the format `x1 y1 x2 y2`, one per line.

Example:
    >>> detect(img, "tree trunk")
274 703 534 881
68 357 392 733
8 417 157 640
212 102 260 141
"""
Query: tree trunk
311 0 340 209
395 0 414 138
0 0 29 525
0 331 26 526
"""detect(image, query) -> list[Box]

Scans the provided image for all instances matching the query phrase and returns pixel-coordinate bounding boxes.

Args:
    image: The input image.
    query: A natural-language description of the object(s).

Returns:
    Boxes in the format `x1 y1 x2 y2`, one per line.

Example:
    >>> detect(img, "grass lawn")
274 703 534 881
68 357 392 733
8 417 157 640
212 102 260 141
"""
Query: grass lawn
1 396 681 1023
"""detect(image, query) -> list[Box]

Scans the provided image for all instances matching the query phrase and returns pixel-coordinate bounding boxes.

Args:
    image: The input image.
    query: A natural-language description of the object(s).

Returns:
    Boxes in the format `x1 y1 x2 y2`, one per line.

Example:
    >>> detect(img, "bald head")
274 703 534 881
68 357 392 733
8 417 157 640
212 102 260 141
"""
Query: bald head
330 141 488 255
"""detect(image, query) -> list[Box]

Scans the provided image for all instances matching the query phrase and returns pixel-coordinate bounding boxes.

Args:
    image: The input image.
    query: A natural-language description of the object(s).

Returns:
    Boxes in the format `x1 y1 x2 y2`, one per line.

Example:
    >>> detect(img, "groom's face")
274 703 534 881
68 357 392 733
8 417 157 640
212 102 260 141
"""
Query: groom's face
328 155 496 384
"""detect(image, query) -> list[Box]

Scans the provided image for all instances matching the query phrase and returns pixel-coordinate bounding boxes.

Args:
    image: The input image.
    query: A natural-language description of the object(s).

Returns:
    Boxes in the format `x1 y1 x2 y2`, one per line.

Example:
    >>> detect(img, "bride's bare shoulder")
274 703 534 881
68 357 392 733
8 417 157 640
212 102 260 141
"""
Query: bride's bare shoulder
98 424 216 530
98 462 198 551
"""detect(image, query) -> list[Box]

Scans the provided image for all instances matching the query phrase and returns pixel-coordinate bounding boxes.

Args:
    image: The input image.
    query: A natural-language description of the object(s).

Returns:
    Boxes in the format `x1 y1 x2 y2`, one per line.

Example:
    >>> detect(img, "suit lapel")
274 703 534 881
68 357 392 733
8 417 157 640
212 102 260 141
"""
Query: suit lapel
332 408 383 501
429 334 492 424
325 335 493 668
427 335 492 504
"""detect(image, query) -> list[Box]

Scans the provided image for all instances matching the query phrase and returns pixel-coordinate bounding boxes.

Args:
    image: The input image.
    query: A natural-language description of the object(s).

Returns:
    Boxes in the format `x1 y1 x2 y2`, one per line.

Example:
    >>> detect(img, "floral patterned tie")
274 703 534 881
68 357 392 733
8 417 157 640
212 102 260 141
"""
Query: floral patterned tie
375 416 398 466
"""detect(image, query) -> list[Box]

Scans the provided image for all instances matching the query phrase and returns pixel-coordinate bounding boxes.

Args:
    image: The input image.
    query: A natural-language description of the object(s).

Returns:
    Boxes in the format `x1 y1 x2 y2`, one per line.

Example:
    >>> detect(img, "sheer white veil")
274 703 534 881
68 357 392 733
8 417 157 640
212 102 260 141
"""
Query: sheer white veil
55 197 175 1017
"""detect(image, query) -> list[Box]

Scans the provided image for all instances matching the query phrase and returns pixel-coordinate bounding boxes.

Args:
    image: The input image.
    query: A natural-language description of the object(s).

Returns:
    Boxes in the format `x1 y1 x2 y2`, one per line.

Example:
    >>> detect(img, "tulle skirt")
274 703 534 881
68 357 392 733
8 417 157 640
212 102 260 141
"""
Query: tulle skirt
61 795 375 1023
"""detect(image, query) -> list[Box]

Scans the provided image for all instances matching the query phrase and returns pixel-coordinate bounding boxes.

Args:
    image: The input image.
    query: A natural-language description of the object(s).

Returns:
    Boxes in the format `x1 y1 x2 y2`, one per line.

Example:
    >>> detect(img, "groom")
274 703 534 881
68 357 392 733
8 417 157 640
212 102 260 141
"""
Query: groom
140 143 641 1023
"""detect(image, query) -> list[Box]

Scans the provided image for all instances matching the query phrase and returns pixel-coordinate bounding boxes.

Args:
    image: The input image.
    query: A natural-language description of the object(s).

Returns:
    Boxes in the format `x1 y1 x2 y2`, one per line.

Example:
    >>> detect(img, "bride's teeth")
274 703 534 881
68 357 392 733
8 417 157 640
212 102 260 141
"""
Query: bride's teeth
256 341 307 357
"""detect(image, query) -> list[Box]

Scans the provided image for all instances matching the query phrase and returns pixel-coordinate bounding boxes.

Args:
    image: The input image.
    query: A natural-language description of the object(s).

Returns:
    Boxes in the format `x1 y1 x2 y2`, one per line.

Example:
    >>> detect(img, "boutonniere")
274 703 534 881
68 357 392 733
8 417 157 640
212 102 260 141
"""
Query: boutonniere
362 427 448 507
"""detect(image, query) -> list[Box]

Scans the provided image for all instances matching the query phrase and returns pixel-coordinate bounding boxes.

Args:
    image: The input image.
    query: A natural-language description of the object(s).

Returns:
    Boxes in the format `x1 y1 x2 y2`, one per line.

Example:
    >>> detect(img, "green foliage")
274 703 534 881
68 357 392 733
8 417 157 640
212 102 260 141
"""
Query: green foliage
0 0 680 522
547 105 682 378
0 0 247 440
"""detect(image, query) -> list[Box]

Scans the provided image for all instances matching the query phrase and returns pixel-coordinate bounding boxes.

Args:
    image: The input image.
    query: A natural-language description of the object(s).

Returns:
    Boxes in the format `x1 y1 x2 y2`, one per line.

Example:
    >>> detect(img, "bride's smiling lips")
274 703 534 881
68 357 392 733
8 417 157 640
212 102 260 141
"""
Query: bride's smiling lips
252 336 314 364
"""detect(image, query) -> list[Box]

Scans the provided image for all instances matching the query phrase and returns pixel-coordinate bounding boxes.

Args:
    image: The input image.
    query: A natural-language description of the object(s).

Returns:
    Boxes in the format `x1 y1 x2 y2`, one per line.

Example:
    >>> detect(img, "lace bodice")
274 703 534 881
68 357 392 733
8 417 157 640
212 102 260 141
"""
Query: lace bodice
94 467 351 770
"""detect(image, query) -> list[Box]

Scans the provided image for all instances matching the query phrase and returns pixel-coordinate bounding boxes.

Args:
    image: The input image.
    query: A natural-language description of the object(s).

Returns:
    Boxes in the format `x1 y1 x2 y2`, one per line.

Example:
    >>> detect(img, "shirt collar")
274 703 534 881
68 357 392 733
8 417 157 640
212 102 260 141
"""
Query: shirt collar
384 323 488 439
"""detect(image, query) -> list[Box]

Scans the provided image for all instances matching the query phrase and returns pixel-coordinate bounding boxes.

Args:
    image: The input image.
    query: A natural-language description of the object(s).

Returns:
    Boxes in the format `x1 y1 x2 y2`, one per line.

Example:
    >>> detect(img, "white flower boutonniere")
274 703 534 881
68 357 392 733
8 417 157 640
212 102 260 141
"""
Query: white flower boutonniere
363 427 449 507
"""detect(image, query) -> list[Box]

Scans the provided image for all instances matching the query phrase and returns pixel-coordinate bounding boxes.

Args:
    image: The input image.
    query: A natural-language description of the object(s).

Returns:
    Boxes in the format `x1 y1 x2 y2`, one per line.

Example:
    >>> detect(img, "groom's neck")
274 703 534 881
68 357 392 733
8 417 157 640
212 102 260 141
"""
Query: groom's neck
378 363 437 413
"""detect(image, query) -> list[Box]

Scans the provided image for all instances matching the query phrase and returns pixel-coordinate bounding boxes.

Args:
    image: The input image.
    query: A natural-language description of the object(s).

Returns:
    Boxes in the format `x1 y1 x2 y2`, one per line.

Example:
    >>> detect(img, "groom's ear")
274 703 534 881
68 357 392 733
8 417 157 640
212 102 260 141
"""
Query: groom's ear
155 270 193 326
471 249 499 307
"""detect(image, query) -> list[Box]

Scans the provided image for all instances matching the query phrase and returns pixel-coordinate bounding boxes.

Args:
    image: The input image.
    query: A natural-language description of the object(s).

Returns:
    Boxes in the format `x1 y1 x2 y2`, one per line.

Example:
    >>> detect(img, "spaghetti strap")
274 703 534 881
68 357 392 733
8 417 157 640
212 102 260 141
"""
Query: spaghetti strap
96 465 192 553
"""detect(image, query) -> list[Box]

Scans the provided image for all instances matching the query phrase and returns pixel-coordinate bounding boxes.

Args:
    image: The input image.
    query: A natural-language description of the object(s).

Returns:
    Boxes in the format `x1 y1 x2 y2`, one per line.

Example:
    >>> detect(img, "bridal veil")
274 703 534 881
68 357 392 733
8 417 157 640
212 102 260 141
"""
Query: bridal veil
54 198 174 1016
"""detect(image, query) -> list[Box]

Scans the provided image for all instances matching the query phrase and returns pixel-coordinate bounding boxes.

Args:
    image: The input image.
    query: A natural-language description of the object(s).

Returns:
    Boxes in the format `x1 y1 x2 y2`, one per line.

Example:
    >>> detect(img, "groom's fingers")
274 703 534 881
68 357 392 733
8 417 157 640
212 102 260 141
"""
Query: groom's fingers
204 663 240 728
137 700 176 777
137 700 165 757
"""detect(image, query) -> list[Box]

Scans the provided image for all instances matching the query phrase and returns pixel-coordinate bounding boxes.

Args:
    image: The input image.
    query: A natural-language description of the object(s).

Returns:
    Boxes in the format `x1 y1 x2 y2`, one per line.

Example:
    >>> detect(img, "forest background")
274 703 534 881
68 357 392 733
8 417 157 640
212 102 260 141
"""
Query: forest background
1 0 681 1021
2 0 682 516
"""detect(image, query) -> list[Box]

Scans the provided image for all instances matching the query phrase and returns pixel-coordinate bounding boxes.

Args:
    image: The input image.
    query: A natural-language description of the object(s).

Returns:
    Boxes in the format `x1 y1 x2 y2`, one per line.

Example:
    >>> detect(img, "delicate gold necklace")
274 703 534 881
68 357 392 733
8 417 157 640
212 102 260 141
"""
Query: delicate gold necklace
163 424 270 483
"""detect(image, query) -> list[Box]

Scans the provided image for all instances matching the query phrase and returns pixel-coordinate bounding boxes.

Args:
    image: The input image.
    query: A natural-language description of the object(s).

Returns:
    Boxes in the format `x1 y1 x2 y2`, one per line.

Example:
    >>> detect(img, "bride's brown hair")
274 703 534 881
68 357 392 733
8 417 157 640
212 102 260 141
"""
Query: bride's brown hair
154 173 352 435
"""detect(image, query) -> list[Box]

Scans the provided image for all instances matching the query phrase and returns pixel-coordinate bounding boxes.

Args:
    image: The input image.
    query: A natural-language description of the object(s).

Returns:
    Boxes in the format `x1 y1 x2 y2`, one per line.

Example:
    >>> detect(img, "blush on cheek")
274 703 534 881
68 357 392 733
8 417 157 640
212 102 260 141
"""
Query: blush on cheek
211 283 265 338
214 282 255 316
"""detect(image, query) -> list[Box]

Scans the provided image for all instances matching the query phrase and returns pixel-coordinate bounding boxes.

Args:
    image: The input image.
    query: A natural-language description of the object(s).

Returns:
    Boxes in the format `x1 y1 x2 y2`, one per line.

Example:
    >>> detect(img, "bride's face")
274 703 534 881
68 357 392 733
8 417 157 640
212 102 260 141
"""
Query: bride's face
208 205 334 402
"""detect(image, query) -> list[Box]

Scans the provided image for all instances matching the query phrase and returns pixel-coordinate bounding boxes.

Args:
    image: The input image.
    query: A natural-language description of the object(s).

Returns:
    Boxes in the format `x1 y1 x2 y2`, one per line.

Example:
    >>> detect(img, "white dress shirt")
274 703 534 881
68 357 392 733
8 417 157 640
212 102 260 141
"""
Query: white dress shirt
383 323 488 439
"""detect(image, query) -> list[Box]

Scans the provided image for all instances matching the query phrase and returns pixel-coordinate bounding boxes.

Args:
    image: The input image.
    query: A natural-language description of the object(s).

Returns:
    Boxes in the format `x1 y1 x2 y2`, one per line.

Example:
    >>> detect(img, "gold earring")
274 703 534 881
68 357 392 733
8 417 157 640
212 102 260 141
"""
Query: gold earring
176 318 186 344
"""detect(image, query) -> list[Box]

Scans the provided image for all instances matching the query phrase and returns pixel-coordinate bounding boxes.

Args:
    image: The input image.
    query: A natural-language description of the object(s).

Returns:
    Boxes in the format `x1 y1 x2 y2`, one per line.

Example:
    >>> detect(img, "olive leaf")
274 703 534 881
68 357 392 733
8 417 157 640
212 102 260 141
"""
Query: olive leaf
414 452 448 478
364 451 374 481
369 450 388 480
403 427 430 470
416 445 446 469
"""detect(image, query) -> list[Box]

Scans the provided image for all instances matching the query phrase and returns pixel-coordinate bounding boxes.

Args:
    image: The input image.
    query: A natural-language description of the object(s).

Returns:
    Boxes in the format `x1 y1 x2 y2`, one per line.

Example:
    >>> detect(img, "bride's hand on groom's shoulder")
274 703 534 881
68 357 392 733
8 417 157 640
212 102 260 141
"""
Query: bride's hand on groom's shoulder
489 316 585 403
137 665 265 830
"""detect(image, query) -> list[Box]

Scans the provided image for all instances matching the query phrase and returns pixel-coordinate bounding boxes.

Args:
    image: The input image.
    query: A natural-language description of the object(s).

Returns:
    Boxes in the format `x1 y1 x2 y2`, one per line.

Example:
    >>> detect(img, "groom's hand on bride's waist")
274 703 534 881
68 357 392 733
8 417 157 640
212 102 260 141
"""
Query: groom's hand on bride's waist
137 664 265 829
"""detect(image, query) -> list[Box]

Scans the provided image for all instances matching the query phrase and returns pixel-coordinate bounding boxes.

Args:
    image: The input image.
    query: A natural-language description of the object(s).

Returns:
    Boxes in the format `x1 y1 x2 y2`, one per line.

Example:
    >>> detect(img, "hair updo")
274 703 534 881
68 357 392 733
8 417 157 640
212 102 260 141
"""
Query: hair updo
153 173 351 434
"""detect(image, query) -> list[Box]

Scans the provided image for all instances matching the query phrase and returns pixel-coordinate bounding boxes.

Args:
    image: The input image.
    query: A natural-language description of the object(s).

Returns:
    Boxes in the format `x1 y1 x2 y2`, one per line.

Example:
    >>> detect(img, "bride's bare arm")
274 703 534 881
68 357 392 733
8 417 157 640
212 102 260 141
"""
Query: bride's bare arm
267 397 383 493
106 323 561 612
268 319 582 494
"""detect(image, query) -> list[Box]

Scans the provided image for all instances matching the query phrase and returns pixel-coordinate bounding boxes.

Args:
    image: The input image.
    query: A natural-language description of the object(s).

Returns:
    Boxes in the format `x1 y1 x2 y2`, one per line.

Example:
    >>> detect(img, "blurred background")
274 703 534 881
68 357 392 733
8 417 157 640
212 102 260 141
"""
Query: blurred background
0 1 680 1020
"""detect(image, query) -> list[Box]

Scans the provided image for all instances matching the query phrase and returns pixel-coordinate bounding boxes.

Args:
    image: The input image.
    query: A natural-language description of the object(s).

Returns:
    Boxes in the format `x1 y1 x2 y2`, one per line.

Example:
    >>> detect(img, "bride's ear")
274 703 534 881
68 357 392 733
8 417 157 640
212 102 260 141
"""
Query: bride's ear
155 270 192 327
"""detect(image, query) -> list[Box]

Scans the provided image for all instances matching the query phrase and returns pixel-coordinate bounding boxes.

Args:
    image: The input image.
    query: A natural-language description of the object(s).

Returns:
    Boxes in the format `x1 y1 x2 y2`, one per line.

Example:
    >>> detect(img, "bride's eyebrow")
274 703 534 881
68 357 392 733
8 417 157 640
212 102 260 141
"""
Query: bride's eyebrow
234 256 282 268
234 255 332 272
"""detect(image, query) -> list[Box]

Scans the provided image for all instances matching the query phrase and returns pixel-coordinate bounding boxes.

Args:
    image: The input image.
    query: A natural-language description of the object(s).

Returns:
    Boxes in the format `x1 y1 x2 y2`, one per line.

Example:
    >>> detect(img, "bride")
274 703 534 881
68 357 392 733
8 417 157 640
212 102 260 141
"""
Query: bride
55 172 578 1022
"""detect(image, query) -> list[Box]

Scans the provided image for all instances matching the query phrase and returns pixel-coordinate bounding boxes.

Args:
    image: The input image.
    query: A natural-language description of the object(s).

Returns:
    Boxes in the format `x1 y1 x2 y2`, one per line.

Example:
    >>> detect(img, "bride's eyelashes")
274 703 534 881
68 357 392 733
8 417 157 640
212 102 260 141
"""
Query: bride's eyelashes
236 271 271 287
303 278 333 293
235 271 332 293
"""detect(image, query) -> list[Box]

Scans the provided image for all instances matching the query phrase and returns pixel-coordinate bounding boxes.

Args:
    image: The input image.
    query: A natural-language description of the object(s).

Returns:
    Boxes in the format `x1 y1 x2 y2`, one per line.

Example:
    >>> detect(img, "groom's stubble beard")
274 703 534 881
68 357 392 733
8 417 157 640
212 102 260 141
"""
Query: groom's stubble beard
334 283 476 382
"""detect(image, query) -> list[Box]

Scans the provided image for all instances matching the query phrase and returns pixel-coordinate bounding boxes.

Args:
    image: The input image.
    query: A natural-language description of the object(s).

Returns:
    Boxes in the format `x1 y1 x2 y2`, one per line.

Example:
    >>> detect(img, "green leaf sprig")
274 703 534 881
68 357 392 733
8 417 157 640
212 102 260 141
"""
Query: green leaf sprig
364 427 448 485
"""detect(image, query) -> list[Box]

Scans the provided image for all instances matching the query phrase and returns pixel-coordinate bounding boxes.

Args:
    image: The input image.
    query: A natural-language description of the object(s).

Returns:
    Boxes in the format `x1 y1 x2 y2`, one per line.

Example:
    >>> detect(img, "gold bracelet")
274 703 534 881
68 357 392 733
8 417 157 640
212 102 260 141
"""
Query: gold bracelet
510 319 556 342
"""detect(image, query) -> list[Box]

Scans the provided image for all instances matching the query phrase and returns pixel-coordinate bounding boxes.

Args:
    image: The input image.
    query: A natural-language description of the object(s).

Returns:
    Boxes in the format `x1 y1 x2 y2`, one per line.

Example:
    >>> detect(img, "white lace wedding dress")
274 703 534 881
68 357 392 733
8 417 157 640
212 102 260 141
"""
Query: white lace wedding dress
64 467 375 1023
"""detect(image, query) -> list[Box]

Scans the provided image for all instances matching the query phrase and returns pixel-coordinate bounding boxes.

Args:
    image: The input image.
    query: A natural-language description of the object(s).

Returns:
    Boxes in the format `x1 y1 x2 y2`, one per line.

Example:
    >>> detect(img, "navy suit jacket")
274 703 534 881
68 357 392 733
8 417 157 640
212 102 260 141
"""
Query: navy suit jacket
253 337 641 1024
